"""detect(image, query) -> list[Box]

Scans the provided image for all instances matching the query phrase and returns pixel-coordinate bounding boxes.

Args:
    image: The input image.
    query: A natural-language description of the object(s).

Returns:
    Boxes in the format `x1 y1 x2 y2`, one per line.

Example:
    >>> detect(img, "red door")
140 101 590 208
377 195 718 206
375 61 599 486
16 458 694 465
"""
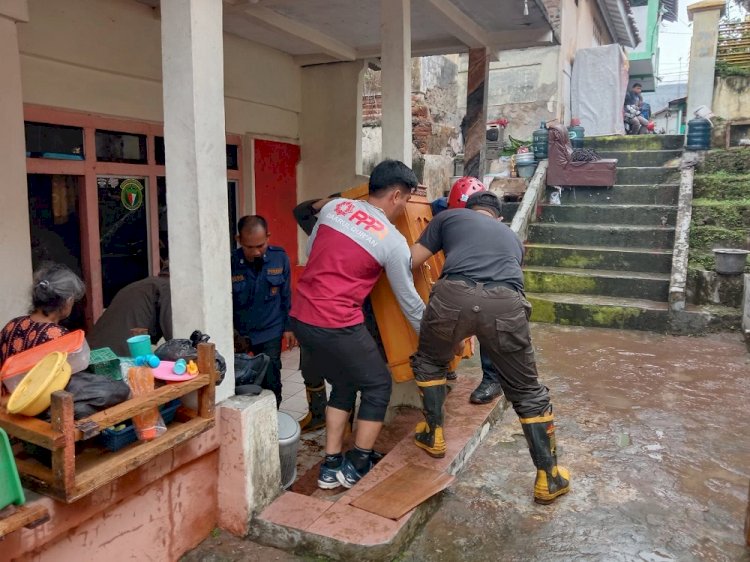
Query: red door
254 139 300 266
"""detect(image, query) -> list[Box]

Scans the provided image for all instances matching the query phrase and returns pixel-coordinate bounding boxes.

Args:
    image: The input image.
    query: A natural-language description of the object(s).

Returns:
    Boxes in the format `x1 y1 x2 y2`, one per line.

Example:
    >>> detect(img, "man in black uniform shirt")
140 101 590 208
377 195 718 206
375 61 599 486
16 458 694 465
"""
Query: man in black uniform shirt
409 191 570 505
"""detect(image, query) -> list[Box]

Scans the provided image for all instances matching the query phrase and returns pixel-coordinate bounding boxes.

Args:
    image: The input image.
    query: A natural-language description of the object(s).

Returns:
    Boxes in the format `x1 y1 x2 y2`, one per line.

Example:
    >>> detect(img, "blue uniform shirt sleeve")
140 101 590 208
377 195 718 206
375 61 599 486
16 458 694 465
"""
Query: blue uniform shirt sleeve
280 251 292 332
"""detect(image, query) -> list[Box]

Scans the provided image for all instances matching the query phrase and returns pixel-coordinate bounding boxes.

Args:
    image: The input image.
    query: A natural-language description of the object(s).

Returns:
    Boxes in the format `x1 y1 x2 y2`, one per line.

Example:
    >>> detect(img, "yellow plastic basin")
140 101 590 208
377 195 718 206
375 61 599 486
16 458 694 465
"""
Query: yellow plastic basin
7 352 72 416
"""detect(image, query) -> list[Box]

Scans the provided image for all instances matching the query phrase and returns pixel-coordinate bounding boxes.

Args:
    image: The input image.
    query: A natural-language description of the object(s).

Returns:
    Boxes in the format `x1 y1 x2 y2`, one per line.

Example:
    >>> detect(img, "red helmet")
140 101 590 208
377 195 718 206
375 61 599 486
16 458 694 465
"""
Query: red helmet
448 176 486 209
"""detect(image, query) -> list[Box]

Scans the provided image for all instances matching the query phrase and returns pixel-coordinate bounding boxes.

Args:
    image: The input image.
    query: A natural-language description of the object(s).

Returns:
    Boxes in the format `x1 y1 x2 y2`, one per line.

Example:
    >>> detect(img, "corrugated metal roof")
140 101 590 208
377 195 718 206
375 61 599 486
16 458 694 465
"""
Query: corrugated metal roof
661 0 678 23
598 0 641 48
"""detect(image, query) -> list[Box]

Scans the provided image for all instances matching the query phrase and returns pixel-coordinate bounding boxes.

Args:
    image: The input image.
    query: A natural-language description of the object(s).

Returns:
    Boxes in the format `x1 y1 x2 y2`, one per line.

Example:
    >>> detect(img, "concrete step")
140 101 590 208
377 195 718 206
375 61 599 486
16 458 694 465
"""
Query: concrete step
527 293 742 334
617 166 679 185
539 204 676 226
524 244 673 273
523 266 670 301
584 135 684 151
527 223 675 249
249 376 508 560
596 149 682 167
527 292 670 331
549 184 679 205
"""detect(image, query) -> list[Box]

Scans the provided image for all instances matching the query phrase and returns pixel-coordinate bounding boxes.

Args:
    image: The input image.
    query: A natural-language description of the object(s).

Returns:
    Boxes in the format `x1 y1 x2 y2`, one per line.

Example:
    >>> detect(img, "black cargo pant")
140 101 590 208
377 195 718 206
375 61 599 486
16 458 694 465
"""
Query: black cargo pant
411 278 550 418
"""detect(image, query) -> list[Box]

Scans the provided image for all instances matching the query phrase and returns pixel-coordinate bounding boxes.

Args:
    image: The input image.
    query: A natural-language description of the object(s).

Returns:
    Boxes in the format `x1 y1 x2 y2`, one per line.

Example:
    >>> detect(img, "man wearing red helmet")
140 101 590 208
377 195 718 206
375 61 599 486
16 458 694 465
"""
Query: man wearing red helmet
438 177 504 405
409 191 570 505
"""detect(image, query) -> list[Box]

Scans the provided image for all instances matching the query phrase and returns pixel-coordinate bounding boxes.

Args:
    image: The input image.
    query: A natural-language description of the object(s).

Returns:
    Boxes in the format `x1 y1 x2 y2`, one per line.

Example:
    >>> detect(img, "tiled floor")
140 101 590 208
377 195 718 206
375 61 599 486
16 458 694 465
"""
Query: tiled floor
278 347 305 421
278 347 332 422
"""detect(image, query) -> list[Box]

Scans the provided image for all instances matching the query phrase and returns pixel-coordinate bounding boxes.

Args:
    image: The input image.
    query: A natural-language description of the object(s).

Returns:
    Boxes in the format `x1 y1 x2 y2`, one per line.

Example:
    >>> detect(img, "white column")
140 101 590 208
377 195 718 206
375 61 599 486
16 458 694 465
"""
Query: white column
0 0 33 323
381 0 412 166
686 0 725 117
161 0 234 401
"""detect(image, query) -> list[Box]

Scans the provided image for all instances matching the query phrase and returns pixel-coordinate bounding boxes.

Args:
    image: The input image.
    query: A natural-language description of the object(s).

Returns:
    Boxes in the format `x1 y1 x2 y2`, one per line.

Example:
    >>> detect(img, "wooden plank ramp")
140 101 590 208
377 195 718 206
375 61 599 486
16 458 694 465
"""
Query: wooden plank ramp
350 464 455 521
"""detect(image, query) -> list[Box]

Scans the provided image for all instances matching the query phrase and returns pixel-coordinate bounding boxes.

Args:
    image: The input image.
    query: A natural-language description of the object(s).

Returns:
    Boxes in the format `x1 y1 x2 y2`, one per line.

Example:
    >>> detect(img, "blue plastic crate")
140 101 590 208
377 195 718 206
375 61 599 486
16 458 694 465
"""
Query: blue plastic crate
99 400 181 452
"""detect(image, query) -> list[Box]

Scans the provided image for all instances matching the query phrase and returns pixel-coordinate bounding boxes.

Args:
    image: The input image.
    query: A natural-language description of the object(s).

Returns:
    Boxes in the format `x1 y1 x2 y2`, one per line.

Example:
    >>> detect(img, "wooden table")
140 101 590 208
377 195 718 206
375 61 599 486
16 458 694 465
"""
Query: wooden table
0 344 216 503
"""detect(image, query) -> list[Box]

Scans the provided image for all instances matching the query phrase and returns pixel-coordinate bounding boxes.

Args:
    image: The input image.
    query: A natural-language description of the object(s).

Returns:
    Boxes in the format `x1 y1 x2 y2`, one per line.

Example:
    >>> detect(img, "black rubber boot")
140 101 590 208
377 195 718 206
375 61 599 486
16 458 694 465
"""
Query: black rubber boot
414 382 447 458
520 410 570 504
300 384 327 433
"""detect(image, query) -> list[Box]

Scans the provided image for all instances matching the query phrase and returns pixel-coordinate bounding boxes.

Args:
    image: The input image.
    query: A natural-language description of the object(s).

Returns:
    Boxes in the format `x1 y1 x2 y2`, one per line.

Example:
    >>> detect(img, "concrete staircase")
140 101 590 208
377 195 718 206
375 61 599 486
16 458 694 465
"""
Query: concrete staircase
524 135 684 331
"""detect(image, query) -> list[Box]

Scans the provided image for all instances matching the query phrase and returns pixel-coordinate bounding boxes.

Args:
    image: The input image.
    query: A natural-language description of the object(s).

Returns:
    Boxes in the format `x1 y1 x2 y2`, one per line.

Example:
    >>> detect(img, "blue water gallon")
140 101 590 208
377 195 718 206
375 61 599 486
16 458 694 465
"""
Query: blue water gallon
568 125 585 149
685 118 711 150
532 122 549 160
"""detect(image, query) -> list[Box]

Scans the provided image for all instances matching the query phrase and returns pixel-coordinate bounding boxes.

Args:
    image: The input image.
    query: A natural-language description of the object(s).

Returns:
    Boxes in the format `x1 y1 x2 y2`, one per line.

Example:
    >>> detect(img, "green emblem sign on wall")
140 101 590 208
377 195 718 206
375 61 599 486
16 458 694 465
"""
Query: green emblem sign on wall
120 178 144 211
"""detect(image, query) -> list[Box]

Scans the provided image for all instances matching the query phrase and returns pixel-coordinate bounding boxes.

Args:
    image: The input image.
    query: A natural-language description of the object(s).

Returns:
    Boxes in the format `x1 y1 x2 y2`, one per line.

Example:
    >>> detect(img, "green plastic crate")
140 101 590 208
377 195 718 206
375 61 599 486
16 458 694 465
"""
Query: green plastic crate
0 427 25 509
89 347 122 381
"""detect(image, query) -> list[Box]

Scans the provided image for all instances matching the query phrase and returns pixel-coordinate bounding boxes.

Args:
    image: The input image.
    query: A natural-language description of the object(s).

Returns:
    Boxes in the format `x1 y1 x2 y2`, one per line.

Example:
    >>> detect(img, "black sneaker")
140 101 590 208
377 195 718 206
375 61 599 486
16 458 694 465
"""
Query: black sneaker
336 457 371 489
318 463 342 489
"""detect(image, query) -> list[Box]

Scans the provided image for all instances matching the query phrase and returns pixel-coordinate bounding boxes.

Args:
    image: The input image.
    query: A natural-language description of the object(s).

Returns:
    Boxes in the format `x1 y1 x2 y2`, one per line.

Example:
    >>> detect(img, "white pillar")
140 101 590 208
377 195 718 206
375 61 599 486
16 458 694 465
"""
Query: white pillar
161 0 234 401
381 0 412 166
686 0 726 117
0 0 33 323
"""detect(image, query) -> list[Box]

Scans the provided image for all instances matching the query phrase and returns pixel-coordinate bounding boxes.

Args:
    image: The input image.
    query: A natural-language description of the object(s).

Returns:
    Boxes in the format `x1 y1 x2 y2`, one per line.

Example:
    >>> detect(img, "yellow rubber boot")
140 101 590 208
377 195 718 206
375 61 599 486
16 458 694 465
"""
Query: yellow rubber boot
520 410 571 504
414 380 447 458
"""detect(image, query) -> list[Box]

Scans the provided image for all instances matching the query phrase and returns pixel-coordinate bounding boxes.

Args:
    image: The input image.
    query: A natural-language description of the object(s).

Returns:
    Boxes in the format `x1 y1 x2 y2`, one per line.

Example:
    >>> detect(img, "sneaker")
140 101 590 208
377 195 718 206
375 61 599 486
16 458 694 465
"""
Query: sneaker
336 457 371 489
318 462 342 490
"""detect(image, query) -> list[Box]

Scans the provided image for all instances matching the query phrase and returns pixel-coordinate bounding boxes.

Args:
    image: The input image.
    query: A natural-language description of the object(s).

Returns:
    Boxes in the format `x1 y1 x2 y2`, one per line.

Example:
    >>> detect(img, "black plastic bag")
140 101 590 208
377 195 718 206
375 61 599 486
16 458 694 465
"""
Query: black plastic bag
234 353 270 386
154 330 227 385
60 372 131 420
234 353 270 396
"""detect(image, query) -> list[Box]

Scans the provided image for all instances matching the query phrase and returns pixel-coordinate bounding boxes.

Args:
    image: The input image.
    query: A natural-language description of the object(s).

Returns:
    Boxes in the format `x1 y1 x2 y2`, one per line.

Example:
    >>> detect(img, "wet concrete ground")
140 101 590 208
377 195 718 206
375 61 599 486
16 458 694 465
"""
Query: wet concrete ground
185 324 750 562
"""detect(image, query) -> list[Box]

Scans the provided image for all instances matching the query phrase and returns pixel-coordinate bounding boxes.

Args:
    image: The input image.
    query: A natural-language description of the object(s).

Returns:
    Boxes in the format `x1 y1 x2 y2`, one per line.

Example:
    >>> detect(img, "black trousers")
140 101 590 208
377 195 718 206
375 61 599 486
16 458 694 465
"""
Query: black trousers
298 296 386 388
291 318 391 422
250 339 282 408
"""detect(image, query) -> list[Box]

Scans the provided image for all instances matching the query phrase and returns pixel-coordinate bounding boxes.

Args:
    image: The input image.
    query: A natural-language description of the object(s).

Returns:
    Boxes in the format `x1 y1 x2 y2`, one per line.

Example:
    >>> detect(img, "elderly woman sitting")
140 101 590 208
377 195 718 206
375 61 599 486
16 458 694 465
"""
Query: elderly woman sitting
0 262 85 366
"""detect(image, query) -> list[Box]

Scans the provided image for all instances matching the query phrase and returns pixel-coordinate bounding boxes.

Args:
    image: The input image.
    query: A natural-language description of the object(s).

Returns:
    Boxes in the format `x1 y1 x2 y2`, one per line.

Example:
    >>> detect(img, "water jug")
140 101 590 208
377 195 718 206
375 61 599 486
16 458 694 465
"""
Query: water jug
532 122 549 160
685 118 711 151
568 124 585 149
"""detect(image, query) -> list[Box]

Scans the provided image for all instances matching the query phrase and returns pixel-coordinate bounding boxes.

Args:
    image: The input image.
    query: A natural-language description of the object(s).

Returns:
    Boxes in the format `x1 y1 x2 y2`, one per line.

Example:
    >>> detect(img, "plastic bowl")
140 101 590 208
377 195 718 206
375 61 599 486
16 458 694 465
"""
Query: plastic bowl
7 352 72 416
1 330 88 393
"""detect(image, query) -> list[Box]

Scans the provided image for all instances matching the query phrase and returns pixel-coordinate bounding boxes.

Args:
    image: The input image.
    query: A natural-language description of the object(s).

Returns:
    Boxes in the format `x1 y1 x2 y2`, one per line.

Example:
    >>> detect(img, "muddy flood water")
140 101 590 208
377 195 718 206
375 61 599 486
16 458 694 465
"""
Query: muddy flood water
405 324 750 562
186 324 750 562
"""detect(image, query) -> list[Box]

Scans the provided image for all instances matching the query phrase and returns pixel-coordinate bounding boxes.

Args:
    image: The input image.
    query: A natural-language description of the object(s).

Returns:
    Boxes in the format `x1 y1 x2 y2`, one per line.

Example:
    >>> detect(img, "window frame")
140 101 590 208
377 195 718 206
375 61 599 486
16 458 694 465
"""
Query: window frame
23 104 243 328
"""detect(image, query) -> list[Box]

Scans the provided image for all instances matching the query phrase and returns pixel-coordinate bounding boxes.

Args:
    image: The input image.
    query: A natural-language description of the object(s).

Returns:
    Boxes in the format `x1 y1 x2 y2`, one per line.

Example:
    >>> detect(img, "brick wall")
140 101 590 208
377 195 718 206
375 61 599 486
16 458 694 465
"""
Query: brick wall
363 94 382 126
361 93 435 155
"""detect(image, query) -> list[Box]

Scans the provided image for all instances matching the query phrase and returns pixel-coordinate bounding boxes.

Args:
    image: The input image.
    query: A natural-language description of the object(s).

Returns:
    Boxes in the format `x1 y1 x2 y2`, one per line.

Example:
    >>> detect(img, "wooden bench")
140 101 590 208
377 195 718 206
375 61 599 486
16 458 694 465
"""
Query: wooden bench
0 343 216 503
0 504 50 540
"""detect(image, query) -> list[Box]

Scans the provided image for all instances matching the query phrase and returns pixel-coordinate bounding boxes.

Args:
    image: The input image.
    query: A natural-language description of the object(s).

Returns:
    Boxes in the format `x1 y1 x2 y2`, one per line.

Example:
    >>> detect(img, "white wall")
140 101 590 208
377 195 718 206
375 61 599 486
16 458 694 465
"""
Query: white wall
0 1 34 323
18 0 301 138
298 60 368 201
686 6 723 117
297 60 369 261
459 46 560 140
